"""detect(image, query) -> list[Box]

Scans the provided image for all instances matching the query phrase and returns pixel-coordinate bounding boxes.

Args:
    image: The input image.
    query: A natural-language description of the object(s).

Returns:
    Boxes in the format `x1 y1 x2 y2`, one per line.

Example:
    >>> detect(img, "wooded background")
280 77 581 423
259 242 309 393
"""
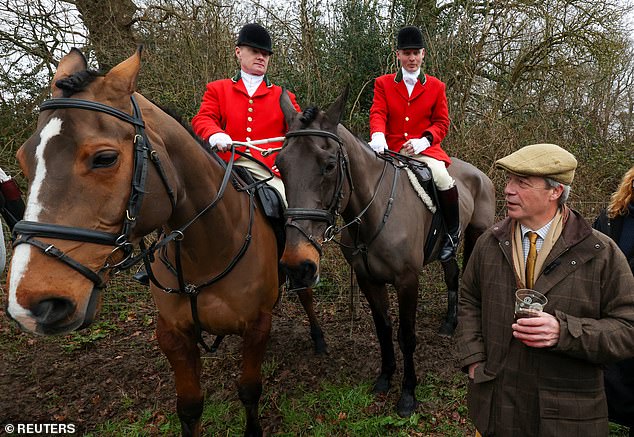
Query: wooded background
1 0 633 200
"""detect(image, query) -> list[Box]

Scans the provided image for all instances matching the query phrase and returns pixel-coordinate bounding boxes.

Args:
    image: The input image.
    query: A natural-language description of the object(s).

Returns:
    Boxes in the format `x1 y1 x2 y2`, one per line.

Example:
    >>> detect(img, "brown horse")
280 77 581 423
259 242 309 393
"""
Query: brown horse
5 47 323 437
276 89 496 417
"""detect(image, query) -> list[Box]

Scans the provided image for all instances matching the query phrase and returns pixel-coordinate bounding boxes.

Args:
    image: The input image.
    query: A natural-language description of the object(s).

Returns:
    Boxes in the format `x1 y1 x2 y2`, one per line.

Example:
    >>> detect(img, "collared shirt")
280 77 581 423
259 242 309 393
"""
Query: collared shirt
402 67 420 96
520 219 554 261
241 70 264 97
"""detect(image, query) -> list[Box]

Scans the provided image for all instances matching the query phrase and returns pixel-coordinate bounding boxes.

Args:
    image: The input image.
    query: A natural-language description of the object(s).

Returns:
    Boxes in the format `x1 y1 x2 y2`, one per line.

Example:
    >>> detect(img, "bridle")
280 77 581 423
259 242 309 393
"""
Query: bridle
12 95 176 288
282 129 402 261
12 95 258 352
283 128 354 255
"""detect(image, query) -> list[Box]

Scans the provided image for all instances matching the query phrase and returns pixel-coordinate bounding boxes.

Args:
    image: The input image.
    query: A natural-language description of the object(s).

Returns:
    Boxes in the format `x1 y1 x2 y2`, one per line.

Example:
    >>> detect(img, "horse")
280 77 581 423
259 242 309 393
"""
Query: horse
5 47 324 437
275 88 496 417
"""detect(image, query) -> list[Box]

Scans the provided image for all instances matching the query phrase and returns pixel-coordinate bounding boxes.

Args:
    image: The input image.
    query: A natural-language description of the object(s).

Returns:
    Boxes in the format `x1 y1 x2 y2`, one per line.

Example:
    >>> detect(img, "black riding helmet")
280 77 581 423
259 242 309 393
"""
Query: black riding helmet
236 23 273 54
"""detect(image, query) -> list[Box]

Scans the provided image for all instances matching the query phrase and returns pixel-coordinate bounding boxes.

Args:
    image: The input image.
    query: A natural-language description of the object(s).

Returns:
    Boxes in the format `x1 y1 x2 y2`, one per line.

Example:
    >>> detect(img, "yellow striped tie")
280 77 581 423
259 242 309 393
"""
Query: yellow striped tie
526 231 538 288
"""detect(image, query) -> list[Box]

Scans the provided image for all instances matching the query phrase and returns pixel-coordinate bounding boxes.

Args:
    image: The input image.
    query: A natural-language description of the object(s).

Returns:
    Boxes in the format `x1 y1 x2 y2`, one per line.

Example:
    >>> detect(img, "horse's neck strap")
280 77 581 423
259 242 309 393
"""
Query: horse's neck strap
40 98 145 127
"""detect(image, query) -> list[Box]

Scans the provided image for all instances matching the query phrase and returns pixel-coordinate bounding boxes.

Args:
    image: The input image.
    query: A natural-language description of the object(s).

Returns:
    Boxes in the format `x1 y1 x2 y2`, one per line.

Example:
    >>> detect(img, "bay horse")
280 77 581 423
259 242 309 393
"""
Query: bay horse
276 89 496 417
5 47 323 437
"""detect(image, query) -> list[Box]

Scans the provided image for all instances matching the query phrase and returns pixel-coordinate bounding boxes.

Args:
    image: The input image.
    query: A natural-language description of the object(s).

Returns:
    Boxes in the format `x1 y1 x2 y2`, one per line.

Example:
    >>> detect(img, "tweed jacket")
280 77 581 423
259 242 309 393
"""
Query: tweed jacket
455 207 634 437
369 71 451 166
191 72 300 177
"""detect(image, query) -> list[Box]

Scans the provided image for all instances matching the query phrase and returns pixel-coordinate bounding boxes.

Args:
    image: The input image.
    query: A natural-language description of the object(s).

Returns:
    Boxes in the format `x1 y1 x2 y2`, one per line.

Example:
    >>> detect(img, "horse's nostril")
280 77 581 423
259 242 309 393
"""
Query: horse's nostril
31 298 76 325
280 260 319 289
300 261 317 281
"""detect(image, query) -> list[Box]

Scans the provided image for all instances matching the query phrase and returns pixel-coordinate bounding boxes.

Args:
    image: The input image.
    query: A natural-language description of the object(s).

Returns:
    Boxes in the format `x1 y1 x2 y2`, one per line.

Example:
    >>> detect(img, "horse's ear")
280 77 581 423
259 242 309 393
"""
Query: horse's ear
324 85 349 129
280 89 297 129
104 45 143 96
51 48 88 97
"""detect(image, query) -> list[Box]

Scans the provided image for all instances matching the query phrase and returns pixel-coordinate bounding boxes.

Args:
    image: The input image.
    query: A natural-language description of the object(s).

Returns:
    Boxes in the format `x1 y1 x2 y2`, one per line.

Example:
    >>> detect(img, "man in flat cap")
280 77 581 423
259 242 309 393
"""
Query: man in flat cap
455 143 634 436
368 25 459 262
192 23 301 201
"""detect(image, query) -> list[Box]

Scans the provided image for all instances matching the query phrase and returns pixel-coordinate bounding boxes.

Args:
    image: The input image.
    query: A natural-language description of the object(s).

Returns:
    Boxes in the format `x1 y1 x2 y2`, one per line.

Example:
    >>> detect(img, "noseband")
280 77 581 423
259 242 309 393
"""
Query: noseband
283 129 354 255
12 96 176 287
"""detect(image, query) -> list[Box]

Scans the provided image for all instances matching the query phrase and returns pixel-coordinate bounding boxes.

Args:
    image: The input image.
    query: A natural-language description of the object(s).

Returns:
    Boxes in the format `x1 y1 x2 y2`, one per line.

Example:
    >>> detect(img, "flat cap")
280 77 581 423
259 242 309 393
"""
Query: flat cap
495 143 577 185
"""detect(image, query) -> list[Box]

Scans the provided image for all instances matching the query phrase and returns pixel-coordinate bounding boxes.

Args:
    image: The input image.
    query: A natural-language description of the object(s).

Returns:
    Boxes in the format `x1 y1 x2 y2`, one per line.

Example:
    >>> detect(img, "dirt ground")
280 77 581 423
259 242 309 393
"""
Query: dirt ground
0 263 461 436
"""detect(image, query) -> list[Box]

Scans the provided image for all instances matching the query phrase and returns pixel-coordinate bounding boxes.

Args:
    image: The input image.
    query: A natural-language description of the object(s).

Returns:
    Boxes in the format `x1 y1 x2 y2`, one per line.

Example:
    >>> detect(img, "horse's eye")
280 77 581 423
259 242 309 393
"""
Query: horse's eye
323 161 337 175
92 152 118 168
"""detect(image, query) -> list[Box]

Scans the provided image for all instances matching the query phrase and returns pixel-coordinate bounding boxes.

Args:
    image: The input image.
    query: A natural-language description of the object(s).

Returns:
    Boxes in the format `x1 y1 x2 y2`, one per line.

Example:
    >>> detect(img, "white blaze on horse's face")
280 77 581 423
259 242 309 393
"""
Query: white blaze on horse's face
7 117 63 330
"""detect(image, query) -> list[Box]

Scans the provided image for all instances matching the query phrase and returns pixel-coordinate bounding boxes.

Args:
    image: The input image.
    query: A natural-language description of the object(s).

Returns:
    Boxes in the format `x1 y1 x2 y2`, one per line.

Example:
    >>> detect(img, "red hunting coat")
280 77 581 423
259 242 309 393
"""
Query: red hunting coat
369 71 451 166
191 72 300 177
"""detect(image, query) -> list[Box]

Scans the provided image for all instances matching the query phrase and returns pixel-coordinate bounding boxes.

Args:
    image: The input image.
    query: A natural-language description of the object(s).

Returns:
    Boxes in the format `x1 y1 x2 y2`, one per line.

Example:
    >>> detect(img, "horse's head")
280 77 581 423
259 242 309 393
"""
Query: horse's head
7 47 177 335
276 88 352 288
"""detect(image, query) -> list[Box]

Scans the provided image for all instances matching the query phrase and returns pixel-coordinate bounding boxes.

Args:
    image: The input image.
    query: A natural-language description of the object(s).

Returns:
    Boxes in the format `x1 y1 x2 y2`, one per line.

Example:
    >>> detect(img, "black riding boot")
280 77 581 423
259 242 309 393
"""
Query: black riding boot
132 269 150 286
437 185 460 262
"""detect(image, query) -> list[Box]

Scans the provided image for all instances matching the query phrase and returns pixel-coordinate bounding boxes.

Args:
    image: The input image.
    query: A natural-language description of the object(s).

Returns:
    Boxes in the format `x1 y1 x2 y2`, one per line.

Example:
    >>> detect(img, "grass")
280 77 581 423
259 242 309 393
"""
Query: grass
84 376 471 436
81 374 632 436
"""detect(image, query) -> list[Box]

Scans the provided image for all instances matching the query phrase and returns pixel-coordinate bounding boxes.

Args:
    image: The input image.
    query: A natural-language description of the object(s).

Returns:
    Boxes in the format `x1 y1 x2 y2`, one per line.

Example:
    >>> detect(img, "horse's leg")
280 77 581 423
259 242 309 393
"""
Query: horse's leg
239 310 273 437
462 224 484 272
296 287 327 355
437 224 485 337
395 274 420 417
357 276 396 394
438 258 460 337
156 315 203 437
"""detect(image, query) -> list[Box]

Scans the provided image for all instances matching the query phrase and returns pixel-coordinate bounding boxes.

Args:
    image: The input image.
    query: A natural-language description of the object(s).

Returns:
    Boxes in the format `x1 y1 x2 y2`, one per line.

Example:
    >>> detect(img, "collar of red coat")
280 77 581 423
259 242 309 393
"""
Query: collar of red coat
394 69 427 86
232 70 272 87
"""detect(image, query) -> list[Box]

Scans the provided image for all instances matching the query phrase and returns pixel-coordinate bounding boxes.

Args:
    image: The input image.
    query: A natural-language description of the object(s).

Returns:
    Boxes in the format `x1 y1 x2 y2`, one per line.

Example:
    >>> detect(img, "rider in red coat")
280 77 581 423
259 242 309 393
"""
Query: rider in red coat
369 25 459 262
192 23 300 200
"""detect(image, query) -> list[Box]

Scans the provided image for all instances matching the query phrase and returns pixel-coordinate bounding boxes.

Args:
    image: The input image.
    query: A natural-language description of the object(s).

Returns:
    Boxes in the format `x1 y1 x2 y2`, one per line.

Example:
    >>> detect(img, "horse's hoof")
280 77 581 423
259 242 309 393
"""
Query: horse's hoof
437 322 456 337
314 340 328 355
396 394 418 417
372 374 391 394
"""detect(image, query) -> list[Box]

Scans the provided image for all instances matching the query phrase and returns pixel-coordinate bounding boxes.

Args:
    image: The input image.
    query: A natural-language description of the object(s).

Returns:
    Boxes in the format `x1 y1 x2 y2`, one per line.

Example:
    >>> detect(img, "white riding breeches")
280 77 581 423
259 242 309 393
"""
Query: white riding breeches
235 156 287 207
412 155 455 191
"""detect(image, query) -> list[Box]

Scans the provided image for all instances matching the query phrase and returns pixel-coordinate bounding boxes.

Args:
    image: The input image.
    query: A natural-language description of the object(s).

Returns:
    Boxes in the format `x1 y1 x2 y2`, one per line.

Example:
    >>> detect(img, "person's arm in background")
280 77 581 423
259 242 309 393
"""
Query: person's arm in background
368 77 389 153
0 167 25 230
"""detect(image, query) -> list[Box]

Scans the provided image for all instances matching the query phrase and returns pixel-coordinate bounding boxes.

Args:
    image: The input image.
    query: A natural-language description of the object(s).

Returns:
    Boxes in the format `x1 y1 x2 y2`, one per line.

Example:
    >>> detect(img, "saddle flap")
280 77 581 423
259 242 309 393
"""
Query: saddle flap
404 161 444 263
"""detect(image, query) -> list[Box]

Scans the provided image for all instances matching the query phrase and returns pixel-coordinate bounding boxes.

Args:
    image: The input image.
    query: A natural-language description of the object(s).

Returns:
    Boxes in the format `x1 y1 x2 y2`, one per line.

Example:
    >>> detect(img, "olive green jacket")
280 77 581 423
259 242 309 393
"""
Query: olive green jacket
455 207 634 436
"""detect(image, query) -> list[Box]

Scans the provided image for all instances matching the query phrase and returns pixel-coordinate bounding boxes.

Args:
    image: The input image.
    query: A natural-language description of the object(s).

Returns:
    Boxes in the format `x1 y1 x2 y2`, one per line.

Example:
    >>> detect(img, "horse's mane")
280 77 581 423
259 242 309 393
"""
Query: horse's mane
55 70 103 97
300 106 320 126
299 105 370 150
157 103 206 148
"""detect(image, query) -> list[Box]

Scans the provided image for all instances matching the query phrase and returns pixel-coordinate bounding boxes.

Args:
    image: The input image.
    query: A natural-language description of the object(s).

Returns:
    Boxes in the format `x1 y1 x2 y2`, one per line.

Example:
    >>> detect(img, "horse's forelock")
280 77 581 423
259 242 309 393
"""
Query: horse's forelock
55 70 103 97
300 106 320 126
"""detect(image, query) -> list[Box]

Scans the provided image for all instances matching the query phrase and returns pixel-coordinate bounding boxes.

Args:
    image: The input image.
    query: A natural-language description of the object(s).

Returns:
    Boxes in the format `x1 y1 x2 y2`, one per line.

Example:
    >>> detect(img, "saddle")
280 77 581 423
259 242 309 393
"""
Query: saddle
232 166 286 258
403 160 444 263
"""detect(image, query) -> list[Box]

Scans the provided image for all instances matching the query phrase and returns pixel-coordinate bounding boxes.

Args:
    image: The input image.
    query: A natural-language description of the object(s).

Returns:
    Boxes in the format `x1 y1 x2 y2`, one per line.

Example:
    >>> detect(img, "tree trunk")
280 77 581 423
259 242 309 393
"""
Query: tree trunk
71 0 139 70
